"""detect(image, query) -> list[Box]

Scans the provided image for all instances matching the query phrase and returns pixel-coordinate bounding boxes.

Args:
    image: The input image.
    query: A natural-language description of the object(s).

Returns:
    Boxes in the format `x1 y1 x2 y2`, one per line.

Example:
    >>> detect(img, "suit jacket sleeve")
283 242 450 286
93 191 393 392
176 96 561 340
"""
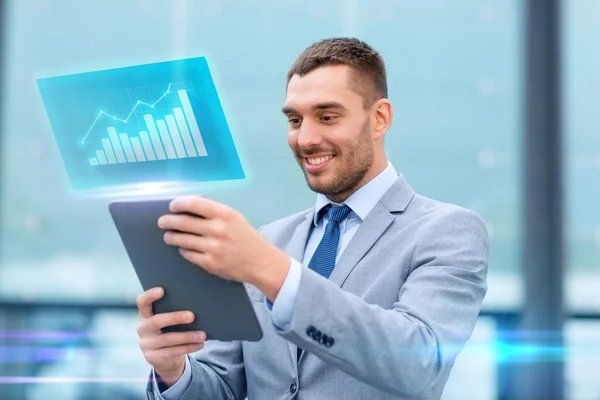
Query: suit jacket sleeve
146 340 246 400
148 340 247 400
273 208 489 398
151 355 192 399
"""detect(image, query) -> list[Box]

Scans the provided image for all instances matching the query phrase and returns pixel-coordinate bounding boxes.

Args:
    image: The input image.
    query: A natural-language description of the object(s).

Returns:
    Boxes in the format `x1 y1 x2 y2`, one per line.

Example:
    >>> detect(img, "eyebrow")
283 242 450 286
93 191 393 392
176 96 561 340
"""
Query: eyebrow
281 101 346 115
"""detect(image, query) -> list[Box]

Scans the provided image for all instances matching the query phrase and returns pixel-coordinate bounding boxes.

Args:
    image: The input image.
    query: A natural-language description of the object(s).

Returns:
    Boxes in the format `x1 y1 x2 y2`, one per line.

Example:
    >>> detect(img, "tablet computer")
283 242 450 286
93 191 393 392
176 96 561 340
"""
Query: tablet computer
109 198 263 342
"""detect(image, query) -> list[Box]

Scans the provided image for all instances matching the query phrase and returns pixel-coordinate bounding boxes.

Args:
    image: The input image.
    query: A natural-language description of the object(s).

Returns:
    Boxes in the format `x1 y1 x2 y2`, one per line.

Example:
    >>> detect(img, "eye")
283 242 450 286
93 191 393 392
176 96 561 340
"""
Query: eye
288 118 301 126
320 115 337 122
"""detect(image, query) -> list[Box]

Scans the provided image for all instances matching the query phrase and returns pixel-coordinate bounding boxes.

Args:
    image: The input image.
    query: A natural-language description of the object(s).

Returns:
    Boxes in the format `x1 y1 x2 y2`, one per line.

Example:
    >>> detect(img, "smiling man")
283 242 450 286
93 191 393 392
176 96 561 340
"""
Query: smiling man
137 37 489 400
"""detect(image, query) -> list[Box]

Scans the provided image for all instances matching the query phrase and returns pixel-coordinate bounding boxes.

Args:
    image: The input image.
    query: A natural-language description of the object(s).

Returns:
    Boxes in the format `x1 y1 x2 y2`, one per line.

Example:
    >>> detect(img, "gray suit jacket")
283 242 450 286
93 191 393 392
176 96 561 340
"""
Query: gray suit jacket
146 174 489 399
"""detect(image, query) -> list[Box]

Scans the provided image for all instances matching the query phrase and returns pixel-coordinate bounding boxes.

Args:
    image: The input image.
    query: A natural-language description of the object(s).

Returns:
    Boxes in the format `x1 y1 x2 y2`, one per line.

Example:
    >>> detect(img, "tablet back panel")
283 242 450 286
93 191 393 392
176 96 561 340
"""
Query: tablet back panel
109 198 263 341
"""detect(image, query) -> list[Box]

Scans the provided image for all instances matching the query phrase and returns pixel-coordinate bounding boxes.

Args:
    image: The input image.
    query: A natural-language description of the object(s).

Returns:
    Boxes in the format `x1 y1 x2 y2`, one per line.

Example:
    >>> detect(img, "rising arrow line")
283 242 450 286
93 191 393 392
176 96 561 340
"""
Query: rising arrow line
80 83 172 144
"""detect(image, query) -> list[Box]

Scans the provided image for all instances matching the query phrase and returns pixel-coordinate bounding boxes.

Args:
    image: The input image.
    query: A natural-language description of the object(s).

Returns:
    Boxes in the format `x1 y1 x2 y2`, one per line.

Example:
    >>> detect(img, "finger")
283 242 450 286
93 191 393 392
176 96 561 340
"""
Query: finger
137 287 164 319
164 232 214 252
144 342 205 365
158 214 210 236
137 310 195 337
179 248 210 268
160 215 228 241
146 310 195 332
169 196 226 220
141 330 207 351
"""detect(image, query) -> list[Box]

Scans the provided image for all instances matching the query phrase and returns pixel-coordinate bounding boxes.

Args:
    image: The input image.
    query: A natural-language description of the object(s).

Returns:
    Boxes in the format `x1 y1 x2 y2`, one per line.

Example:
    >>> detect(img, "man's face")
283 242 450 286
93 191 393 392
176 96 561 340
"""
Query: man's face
283 65 375 201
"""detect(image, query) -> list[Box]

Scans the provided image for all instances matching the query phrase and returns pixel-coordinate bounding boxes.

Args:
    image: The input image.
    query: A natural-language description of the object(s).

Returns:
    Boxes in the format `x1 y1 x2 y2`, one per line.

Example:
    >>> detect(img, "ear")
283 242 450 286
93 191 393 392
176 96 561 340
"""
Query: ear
371 99 393 140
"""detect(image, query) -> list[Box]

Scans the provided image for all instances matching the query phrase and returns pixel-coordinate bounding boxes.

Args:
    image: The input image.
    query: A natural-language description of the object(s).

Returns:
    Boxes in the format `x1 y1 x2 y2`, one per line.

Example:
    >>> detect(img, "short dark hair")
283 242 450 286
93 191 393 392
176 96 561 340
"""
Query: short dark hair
286 37 388 108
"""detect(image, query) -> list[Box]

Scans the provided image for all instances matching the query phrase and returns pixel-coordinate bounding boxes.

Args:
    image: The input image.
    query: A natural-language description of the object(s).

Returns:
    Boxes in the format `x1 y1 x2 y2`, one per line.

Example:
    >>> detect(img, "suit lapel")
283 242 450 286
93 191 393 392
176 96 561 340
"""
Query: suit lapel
330 174 415 287
328 202 395 287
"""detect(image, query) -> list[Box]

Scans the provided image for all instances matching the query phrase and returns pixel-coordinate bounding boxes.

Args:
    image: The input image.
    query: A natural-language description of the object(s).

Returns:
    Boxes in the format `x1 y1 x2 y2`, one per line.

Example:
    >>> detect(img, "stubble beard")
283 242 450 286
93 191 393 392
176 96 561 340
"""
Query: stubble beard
298 119 374 203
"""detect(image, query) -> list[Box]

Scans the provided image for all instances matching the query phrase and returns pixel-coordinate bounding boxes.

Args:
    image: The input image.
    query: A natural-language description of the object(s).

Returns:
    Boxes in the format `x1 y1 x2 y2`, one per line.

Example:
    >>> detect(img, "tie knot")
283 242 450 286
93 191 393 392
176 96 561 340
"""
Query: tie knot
326 204 351 223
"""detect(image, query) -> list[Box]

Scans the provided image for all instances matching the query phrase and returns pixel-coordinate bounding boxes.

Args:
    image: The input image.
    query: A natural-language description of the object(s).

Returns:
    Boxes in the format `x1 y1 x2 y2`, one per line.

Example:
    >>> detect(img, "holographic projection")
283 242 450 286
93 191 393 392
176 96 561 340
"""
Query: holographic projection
37 57 244 191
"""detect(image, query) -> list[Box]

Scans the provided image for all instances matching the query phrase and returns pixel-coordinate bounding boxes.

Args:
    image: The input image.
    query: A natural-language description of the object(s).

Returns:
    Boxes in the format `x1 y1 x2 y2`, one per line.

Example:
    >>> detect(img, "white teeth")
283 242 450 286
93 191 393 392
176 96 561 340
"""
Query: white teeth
307 156 333 165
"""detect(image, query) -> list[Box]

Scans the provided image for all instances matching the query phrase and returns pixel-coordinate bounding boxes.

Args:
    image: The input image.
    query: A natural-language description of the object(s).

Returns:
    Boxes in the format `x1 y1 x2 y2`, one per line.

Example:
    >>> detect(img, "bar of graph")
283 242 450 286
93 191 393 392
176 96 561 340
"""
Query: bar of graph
144 114 167 160
156 119 177 159
130 137 146 162
173 108 198 157
87 89 210 167
96 150 107 165
165 115 187 158
119 133 137 162
178 90 208 156
139 131 156 161
101 138 117 164
108 127 126 163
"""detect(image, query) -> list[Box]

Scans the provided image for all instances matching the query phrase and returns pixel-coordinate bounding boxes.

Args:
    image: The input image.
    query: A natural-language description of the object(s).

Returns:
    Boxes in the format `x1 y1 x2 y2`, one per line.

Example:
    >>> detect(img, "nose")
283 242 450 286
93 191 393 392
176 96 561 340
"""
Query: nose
296 120 323 148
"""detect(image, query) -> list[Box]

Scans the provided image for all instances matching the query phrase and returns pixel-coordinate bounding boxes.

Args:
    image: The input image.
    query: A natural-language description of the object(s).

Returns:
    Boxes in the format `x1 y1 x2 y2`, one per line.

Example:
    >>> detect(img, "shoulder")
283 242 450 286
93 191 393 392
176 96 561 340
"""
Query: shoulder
406 193 489 249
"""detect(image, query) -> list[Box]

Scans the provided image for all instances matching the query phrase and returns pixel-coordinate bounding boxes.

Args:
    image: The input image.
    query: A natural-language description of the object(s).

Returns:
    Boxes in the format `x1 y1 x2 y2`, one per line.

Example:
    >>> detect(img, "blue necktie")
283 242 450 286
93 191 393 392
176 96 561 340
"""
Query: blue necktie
298 204 351 360
307 204 352 279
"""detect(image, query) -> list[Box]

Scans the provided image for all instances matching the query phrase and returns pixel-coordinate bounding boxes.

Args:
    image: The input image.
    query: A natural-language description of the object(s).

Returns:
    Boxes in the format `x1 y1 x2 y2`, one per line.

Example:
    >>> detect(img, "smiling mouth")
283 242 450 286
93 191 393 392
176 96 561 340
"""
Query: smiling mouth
305 155 334 166
303 155 334 172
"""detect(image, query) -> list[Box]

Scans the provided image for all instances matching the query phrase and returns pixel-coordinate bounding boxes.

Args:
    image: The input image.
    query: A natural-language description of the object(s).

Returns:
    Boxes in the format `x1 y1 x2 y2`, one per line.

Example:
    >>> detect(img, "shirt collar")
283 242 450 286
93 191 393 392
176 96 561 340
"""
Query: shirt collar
313 162 399 226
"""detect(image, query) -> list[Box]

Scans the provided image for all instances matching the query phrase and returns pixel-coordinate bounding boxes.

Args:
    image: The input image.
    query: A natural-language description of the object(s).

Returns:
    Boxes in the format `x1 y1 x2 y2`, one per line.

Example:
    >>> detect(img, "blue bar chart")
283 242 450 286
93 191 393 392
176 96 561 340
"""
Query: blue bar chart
87 89 208 166
36 56 245 191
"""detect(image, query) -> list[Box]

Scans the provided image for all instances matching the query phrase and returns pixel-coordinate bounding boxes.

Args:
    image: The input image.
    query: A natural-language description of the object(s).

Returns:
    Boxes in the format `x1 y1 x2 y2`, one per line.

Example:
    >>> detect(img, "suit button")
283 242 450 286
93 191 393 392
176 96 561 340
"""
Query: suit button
289 382 297 394
306 326 316 336
320 334 328 345
326 337 335 347
312 330 322 342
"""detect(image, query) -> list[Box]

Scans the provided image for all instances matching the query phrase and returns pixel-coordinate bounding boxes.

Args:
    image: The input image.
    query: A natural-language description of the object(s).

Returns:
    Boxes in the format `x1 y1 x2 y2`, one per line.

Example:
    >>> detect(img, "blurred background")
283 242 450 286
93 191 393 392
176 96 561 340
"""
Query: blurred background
0 0 598 399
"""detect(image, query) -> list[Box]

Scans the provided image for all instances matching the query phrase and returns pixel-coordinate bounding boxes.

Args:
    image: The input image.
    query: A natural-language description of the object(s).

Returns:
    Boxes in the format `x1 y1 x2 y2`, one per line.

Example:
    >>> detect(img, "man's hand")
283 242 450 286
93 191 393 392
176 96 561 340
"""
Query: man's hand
157 196 291 301
136 287 206 388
